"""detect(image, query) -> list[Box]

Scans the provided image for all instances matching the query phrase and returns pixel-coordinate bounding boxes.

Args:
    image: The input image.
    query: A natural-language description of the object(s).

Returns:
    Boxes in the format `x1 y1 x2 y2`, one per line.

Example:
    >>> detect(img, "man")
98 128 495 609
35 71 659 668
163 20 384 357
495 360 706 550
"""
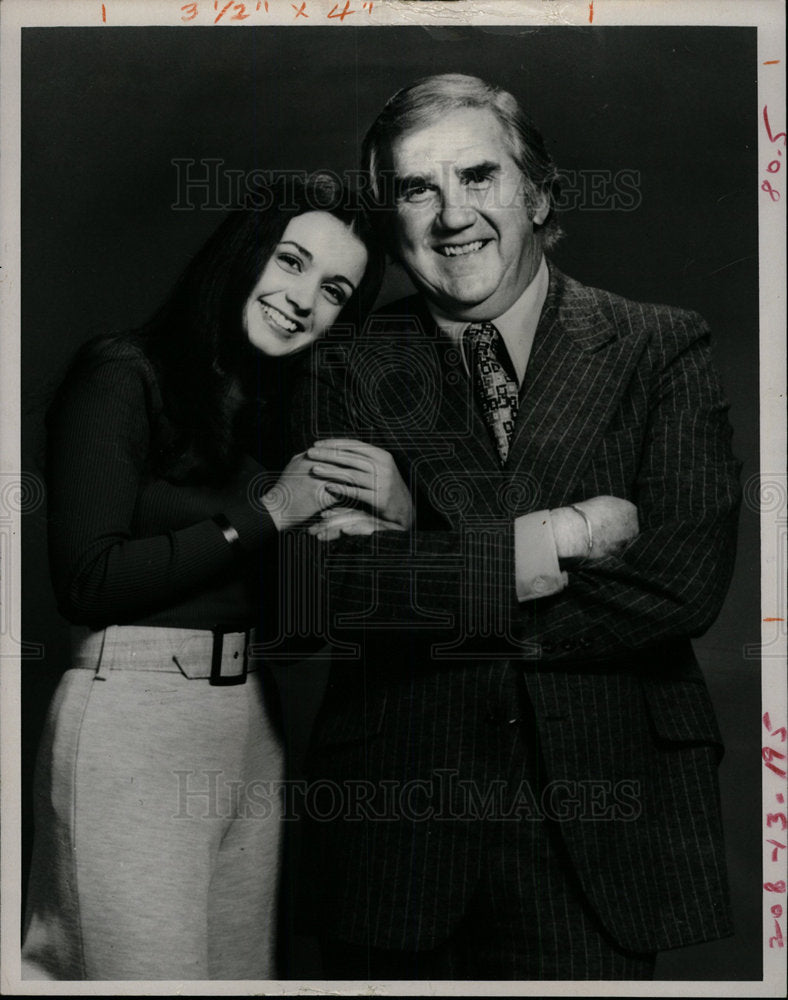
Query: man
293 74 740 980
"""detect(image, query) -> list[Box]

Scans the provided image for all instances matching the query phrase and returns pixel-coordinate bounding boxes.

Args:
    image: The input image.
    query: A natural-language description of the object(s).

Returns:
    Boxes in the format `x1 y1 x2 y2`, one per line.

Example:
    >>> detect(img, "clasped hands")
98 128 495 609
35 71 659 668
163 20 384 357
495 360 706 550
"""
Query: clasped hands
261 439 412 540
262 438 639 559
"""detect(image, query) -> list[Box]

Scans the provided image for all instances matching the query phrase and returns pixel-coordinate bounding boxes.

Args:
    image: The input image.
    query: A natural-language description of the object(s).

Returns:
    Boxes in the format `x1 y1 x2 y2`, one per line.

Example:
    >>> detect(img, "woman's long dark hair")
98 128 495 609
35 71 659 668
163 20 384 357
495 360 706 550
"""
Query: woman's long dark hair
58 174 384 485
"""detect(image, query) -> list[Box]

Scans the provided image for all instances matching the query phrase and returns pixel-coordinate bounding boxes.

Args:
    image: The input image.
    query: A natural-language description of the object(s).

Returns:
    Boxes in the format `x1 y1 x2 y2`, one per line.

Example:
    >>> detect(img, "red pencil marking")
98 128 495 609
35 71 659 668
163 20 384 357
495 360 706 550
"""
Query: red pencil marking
763 106 787 145
328 1 355 19
764 617 785 621
589 1 594 23
101 3 106 21
764 60 780 65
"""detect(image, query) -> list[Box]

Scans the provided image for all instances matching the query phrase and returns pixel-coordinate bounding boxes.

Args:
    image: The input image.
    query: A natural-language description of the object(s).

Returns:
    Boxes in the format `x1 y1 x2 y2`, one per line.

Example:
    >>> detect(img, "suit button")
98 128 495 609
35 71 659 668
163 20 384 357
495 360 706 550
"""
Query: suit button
532 576 547 593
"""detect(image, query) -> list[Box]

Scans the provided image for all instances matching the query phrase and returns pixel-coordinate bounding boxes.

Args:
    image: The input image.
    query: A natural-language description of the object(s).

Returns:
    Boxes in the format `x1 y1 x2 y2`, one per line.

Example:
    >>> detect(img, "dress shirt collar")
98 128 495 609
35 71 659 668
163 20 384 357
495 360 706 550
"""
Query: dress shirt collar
427 255 549 386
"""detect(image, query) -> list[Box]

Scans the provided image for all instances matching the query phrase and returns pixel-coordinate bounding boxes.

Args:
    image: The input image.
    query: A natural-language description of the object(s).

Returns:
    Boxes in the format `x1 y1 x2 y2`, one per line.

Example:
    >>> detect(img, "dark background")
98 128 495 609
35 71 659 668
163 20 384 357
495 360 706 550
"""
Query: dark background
21 25 761 981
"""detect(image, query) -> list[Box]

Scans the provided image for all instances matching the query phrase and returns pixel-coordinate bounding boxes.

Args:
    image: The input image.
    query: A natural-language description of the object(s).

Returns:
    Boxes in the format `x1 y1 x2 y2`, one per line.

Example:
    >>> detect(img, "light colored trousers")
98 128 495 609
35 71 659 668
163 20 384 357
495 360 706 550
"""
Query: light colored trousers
22 625 284 980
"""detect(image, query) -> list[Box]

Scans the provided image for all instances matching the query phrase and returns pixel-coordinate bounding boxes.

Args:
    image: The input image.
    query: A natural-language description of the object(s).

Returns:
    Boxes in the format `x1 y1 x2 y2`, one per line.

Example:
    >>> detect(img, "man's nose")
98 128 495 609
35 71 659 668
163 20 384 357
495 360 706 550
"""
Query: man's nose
438 199 476 229
436 189 476 231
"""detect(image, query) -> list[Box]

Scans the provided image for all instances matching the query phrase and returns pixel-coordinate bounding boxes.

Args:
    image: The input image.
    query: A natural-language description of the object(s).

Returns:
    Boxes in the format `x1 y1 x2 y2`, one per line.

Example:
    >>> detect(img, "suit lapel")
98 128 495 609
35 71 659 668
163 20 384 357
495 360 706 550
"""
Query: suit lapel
418 300 499 471
372 296 502 517
377 270 649 519
507 266 649 509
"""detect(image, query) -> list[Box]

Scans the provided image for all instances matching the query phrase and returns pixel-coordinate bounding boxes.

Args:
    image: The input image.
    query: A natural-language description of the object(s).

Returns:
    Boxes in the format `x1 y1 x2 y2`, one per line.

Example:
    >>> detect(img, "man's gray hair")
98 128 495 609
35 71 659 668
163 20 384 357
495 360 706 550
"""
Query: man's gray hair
361 73 563 253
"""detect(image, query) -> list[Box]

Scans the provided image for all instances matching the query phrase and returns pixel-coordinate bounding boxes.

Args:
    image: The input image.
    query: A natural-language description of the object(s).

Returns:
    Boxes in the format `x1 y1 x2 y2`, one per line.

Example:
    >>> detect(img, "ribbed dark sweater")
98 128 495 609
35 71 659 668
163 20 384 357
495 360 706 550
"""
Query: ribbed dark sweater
47 339 279 630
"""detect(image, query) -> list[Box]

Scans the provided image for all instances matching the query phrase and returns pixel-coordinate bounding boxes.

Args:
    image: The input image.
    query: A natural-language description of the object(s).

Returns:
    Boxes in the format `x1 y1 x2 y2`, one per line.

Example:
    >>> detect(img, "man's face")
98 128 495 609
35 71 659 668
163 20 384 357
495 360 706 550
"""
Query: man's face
390 107 548 321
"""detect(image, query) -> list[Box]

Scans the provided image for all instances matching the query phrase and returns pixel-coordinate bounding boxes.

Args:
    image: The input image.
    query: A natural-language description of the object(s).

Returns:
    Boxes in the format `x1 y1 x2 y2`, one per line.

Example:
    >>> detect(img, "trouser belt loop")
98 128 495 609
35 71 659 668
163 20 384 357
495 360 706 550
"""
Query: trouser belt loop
93 626 112 681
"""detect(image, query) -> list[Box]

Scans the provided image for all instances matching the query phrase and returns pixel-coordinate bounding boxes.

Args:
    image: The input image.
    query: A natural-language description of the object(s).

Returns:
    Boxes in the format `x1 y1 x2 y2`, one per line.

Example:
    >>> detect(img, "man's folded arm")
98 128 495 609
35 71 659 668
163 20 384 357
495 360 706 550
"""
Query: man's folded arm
521 322 742 657
292 320 741 660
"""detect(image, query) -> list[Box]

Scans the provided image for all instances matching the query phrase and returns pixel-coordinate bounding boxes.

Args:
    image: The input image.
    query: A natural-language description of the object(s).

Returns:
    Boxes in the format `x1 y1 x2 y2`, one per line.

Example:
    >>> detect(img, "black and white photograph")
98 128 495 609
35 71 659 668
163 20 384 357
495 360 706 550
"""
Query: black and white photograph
0 0 785 994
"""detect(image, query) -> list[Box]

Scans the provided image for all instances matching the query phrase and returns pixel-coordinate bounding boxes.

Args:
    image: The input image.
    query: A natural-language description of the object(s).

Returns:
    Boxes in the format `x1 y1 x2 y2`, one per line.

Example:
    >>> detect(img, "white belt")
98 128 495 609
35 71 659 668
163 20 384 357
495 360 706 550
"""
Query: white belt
70 625 258 686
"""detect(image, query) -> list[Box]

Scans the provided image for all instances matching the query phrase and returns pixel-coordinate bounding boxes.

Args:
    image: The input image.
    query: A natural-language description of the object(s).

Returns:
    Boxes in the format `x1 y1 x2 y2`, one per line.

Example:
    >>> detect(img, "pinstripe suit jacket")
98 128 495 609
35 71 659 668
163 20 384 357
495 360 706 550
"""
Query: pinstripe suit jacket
294 264 741 954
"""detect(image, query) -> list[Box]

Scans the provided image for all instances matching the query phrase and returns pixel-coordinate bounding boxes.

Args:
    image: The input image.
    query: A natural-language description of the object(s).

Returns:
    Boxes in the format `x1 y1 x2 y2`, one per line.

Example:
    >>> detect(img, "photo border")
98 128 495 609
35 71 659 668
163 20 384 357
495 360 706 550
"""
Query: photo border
1 1 785 996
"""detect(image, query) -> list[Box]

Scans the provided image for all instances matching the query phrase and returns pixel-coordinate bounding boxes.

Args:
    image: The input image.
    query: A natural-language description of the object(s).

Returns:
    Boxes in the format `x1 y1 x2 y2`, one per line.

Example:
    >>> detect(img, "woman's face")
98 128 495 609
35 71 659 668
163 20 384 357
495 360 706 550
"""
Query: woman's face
243 211 368 357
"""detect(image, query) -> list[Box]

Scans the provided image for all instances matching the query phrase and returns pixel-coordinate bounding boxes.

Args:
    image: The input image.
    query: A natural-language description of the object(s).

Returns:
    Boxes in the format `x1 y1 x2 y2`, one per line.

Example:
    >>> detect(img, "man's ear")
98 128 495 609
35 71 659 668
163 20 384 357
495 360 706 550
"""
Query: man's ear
531 190 550 226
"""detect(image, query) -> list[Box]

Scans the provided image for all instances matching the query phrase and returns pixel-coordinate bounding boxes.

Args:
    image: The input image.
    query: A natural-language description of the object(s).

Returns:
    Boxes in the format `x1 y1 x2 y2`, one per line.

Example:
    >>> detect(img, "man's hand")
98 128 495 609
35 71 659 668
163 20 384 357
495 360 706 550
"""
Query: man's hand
261 453 335 531
550 496 639 562
306 439 414 529
307 505 406 543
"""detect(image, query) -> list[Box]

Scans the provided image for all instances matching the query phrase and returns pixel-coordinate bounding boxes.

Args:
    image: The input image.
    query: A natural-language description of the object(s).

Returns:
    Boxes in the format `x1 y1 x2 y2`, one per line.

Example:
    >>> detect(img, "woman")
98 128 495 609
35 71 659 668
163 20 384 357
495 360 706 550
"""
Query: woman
21 176 399 980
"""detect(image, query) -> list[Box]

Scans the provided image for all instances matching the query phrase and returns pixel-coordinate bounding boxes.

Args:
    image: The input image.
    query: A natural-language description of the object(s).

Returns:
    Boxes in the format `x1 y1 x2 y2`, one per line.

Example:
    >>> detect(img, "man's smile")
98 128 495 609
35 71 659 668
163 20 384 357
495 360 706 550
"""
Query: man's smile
434 238 491 258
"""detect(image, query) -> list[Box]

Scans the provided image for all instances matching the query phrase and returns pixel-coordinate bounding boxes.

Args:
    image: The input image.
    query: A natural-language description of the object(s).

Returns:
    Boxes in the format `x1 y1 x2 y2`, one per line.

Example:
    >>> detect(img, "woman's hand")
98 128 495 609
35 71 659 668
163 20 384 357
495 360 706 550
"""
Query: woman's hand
261 453 335 530
306 439 413 529
307 506 406 543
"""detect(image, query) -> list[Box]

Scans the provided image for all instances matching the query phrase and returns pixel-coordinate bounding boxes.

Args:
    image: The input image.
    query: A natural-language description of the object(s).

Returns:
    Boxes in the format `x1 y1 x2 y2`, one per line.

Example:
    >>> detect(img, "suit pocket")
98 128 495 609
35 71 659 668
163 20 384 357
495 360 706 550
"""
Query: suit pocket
640 677 724 754
313 693 388 748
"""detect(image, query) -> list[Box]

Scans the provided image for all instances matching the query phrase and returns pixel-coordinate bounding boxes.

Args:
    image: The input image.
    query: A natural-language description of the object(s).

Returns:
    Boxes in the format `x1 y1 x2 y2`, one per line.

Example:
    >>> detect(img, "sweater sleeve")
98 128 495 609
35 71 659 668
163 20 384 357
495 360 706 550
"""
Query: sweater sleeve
46 344 278 625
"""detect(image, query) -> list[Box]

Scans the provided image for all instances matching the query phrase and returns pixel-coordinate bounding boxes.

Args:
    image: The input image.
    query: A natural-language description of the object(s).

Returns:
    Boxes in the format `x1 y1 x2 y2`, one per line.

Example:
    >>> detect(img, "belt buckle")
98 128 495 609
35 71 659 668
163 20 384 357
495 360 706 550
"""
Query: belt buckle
209 629 248 686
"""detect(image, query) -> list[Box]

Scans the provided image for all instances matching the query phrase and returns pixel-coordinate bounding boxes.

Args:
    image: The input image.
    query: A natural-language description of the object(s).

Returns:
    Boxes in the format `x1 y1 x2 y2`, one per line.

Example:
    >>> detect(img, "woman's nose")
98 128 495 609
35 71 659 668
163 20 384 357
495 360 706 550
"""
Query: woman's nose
285 278 317 315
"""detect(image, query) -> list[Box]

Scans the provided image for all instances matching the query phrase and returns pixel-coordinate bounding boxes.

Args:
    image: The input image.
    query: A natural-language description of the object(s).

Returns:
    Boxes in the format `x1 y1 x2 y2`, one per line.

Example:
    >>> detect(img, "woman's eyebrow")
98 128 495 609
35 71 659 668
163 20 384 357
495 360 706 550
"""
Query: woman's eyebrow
331 273 357 292
278 240 313 261
279 242 357 292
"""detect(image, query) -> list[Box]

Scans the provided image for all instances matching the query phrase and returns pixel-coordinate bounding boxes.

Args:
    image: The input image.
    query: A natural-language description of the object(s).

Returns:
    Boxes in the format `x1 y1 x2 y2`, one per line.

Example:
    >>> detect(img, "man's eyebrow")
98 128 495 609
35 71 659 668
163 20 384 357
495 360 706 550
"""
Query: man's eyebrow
394 160 501 190
393 170 434 191
457 159 501 177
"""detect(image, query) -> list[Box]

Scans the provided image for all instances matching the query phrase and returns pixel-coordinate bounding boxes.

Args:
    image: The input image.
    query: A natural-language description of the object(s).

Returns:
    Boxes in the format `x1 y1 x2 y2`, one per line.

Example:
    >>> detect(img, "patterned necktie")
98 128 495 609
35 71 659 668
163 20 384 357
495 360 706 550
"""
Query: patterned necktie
466 321 519 465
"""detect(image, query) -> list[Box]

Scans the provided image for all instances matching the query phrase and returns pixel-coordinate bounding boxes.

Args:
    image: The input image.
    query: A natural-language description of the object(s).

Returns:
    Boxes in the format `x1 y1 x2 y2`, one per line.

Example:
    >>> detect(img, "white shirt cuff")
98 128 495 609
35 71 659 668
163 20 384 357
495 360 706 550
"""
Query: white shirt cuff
514 510 568 602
